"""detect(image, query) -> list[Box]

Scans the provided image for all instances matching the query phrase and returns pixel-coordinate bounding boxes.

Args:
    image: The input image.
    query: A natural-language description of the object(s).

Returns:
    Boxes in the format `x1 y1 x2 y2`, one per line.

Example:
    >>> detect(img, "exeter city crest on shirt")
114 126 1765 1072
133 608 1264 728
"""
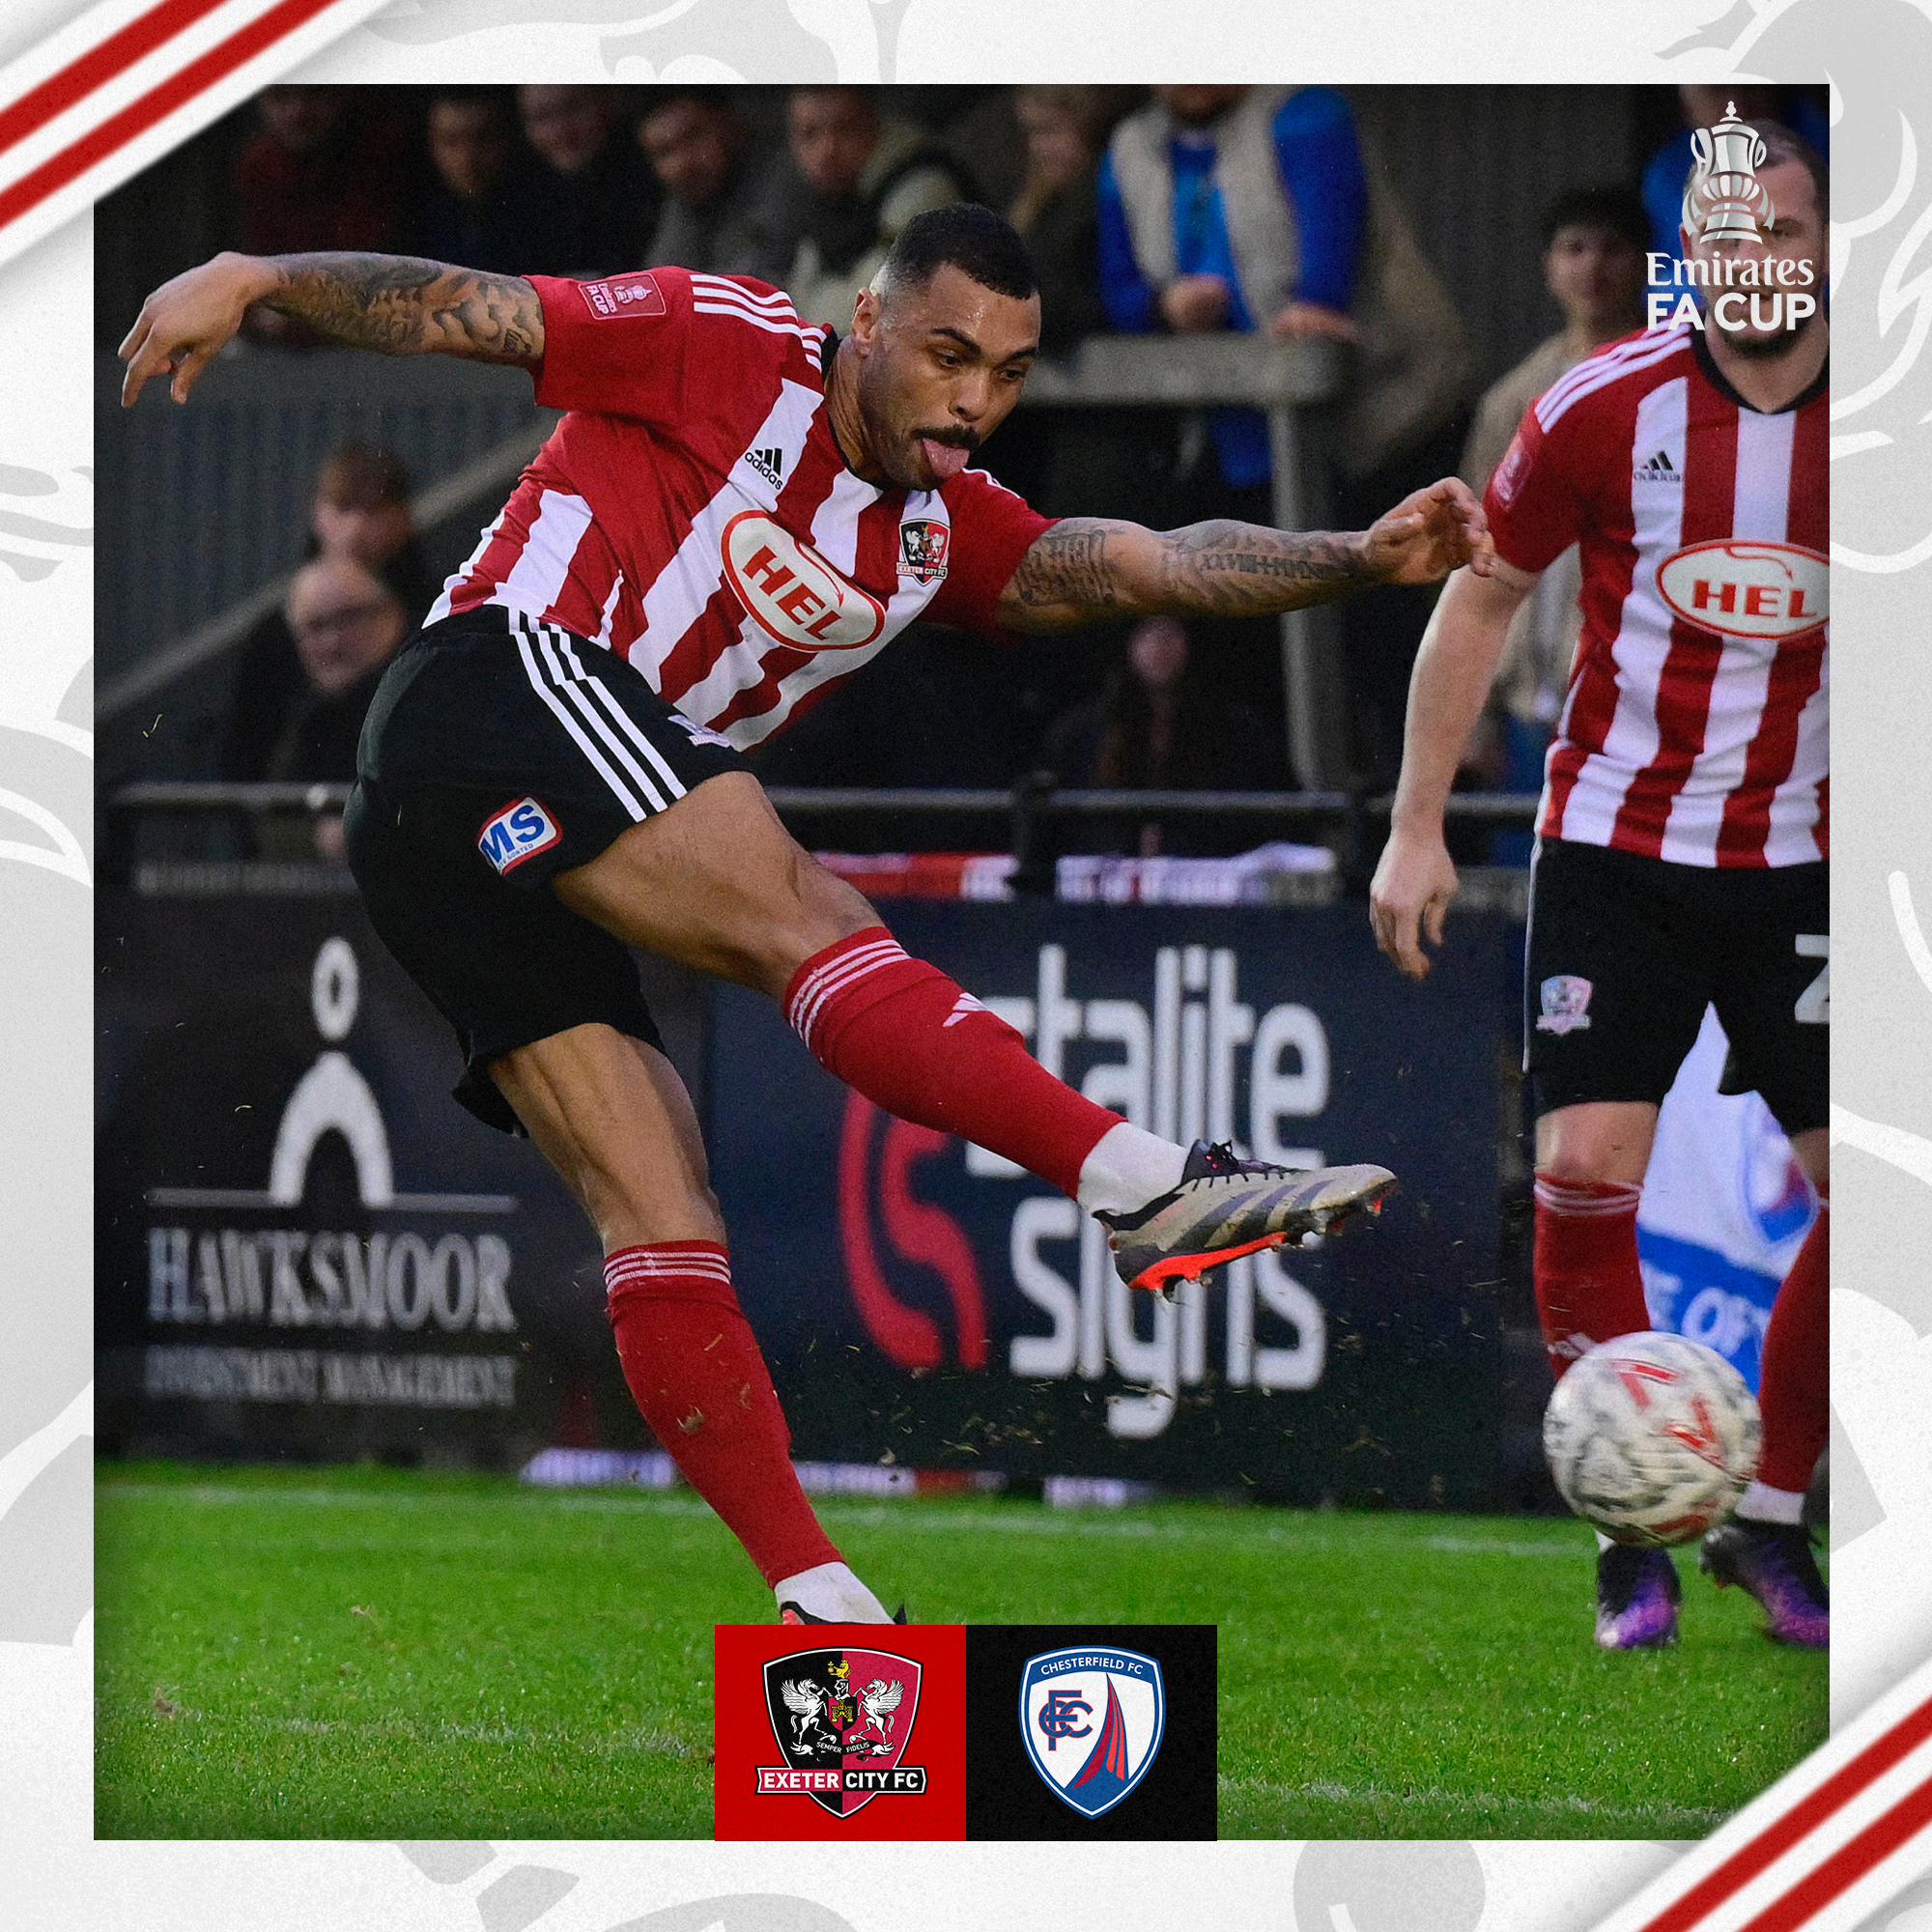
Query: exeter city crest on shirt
758 1647 926 1817
1020 1646 1165 1818
898 517 951 583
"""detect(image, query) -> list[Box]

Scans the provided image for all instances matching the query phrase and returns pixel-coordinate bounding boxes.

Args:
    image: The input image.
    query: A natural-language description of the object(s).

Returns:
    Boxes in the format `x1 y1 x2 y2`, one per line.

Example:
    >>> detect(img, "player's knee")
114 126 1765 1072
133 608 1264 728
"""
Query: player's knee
1534 1106 1654 1185
593 1163 726 1248
741 851 879 995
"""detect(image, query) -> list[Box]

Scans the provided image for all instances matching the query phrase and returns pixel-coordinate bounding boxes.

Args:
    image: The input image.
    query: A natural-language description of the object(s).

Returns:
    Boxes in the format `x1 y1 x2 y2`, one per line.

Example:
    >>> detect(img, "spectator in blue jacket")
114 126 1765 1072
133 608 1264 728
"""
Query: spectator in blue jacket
1095 84 1469 784
1096 83 1368 494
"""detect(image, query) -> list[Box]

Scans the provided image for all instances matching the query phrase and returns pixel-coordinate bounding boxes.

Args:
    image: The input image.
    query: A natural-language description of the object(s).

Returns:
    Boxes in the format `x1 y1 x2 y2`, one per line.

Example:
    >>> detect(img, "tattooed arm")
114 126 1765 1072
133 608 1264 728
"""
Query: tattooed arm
995 478 1494 634
120 251 544 406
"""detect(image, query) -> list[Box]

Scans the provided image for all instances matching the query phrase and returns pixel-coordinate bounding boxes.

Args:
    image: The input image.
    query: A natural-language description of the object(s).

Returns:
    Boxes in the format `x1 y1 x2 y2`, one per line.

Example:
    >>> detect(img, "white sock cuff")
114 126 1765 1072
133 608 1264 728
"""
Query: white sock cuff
1075 1122 1190 1218
1533 1174 1644 1217
774 1560 890 1623
1737 1481 1806 1525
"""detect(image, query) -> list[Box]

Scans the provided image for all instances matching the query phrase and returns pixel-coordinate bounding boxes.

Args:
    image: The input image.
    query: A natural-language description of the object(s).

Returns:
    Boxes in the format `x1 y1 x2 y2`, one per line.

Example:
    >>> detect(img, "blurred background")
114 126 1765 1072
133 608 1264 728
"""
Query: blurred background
93 81 1827 1520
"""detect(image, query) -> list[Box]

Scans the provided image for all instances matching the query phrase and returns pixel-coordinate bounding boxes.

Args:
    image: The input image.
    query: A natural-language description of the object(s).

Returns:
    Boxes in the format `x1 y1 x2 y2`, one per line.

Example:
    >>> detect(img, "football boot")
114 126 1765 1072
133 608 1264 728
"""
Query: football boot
1596 1543 1682 1650
779 1602 909 1626
1100 1140 1394 1297
1699 1519 1829 1649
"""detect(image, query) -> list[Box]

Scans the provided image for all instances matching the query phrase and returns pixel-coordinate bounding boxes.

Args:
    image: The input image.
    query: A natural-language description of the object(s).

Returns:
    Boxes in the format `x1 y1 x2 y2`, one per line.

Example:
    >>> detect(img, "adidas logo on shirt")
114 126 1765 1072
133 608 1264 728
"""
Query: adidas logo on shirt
744 445 785 490
1634 448 1680 483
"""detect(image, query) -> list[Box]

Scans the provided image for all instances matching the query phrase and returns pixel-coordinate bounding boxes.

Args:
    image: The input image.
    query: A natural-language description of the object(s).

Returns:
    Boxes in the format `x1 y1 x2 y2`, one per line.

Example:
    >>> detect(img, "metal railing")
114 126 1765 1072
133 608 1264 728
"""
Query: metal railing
105 780 1540 895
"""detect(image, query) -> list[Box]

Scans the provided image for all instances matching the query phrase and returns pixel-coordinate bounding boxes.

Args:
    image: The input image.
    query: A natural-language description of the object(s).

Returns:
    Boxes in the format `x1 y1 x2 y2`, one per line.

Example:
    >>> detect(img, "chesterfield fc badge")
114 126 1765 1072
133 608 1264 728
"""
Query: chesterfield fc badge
1020 1646 1165 1818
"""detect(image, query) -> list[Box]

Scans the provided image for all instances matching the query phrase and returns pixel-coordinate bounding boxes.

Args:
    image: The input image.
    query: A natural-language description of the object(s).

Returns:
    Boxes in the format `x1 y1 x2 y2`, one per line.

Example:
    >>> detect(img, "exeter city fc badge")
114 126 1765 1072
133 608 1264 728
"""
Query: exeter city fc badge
1020 1646 1165 1818
898 517 951 583
758 1647 926 1817
1535 974 1595 1036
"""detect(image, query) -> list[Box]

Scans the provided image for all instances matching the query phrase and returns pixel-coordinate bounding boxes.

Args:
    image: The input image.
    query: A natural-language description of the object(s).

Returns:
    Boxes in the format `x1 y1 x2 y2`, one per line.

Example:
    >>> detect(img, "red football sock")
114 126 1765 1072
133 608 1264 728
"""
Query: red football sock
784 926 1122 1200
1756 1205 1829 1494
604 1242 838 1587
1533 1173 1649 1381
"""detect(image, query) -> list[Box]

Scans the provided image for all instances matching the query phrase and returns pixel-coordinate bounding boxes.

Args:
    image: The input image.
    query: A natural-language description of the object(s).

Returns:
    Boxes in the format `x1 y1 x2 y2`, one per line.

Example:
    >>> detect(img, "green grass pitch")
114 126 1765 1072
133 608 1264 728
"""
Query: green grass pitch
96 1460 1827 1839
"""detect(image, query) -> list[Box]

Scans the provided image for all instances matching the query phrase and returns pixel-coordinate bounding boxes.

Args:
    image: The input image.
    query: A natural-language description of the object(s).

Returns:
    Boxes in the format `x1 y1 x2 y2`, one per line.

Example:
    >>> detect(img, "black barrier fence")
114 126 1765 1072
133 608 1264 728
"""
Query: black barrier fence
99 788 1548 1509
104 782 1543 893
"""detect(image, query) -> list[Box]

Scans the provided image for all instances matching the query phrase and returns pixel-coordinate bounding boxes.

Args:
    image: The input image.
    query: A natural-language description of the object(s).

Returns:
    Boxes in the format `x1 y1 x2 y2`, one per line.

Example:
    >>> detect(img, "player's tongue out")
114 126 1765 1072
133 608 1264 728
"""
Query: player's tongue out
916 436 970 482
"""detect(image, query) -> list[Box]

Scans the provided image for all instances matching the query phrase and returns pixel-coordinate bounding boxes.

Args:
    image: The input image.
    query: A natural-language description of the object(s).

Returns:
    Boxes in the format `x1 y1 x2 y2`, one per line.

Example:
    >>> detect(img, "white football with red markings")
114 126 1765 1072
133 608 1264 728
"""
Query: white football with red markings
1543 1330 1762 1547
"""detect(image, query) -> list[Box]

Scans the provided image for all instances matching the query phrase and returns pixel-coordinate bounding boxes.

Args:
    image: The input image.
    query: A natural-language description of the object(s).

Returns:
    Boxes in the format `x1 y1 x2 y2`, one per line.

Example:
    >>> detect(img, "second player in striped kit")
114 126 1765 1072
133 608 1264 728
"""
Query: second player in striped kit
1371 120 1830 1651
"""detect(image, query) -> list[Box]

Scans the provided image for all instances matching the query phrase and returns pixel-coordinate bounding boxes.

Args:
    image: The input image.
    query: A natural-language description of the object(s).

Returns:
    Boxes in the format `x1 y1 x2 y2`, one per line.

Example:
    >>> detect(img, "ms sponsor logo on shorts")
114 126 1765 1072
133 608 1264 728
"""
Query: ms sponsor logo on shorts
478 797 561 875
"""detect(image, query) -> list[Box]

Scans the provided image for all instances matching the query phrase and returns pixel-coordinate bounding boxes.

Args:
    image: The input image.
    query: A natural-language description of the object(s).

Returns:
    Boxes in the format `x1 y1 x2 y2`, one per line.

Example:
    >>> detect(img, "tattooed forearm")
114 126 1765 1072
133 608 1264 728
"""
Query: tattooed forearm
1153 521 1374 615
259 254 544 365
1000 516 1378 632
1007 520 1132 620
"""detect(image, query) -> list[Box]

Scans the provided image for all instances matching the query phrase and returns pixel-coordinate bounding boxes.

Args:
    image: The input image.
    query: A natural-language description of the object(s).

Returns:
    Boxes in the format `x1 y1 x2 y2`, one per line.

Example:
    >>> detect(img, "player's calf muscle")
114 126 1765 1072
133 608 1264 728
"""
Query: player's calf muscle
493 1031 723 1246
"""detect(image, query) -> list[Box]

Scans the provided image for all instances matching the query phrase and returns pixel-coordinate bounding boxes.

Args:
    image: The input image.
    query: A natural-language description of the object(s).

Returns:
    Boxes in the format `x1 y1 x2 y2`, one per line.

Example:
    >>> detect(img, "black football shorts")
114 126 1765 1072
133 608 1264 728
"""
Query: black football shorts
1522 836 1828 1136
344 605 748 1132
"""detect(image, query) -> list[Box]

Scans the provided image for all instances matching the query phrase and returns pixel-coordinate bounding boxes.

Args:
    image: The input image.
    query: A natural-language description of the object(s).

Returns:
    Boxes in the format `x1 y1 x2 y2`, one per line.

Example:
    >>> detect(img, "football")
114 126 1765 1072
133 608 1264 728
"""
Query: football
1543 1331 1762 1547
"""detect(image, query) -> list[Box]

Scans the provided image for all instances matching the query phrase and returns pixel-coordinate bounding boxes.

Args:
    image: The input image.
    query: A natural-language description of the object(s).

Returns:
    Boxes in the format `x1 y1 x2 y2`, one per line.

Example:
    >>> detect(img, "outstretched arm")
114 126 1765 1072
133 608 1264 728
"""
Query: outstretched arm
995 477 1493 634
120 251 545 407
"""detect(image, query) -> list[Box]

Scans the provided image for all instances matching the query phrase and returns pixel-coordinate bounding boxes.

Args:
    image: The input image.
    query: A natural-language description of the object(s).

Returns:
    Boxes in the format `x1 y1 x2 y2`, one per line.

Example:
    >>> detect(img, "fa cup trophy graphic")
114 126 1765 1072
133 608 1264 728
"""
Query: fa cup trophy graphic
1683 99 1775 242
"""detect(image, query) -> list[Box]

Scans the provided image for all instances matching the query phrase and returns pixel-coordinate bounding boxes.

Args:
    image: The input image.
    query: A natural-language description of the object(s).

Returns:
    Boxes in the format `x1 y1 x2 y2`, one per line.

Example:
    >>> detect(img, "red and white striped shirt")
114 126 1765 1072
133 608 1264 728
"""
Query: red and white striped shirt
427 267 1053 749
1484 321 1828 867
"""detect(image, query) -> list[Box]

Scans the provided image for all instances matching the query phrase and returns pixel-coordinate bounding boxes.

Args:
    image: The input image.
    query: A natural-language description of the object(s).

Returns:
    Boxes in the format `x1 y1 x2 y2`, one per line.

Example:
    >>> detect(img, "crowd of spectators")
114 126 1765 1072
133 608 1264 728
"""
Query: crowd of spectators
194 82 1820 856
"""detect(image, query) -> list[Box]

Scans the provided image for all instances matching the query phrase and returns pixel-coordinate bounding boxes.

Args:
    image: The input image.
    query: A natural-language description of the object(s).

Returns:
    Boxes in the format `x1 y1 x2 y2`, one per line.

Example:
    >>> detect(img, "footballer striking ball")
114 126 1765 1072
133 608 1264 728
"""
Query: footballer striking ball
1543 1330 1761 1547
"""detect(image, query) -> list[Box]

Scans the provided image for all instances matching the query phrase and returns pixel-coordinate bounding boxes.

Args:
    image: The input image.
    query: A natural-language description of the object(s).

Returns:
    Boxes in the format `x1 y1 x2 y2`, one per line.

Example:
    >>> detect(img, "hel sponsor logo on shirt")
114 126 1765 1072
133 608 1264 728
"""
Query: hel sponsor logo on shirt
1020 1646 1165 1818
478 796 561 873
721 510 887 652
898 517 951 583
1634 448 1681 484
579 271 668 321
1656 540 1828 640
758 1647 926 1817
1536 974 1595 1036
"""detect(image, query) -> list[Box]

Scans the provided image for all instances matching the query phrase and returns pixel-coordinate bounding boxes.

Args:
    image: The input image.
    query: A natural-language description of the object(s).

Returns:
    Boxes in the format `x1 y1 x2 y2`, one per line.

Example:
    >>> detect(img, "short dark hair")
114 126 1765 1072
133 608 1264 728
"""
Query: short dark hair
1540 185 1649 253
317 442 411 511
642 88 742 128
878 203 1037 302
428 86 509 123
1751 119 1829 226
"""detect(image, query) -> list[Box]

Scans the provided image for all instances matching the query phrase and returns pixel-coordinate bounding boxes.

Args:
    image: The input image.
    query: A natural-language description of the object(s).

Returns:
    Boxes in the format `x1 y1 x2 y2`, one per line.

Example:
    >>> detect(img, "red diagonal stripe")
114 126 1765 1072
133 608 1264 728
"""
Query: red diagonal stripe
1638 1695 1932 1932
0 0 345 234
0 0 233 160
1737 1766 1932 1932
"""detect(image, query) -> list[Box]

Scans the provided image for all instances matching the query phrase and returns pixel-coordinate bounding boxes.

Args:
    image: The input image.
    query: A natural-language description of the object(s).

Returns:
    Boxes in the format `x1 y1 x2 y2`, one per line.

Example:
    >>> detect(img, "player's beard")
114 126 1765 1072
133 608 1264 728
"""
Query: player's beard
1711 298 1822 362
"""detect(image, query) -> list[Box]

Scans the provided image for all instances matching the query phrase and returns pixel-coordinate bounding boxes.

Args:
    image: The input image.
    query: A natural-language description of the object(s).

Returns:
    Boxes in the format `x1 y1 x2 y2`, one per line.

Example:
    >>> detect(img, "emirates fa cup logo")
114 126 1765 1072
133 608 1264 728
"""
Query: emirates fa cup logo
1683 99 1775 242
